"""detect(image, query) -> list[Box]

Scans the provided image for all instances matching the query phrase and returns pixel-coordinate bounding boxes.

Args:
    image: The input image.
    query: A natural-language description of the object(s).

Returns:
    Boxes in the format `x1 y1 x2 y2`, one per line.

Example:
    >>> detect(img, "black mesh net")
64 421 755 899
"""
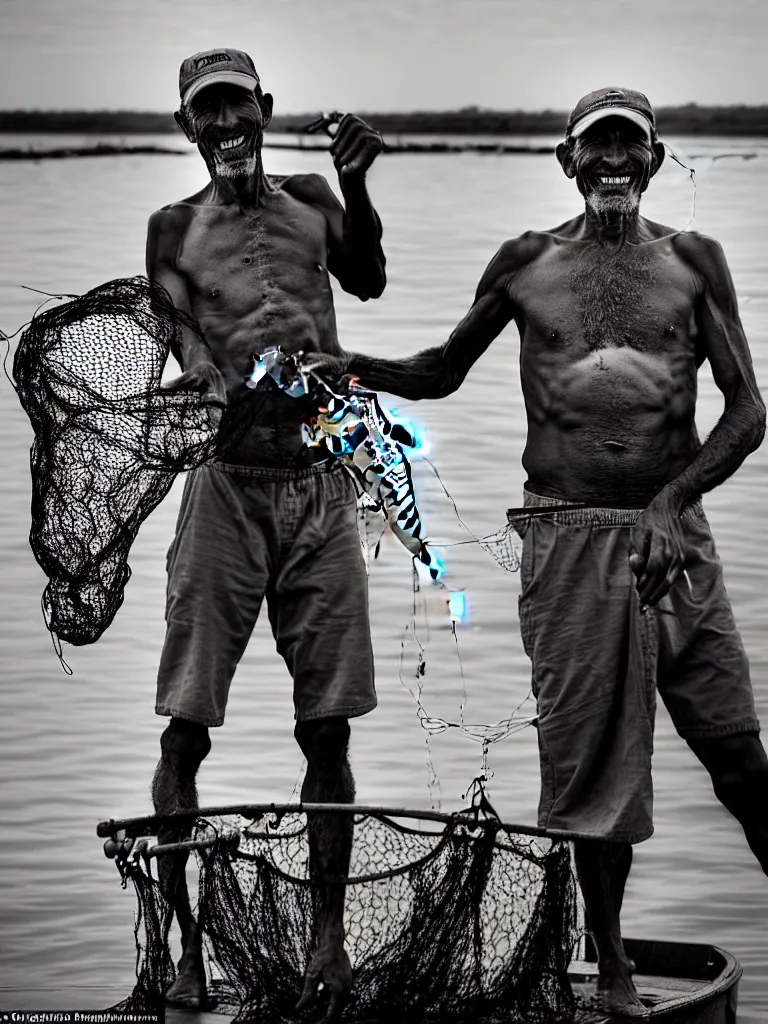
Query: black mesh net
12 277 221 646
105 806 579 1024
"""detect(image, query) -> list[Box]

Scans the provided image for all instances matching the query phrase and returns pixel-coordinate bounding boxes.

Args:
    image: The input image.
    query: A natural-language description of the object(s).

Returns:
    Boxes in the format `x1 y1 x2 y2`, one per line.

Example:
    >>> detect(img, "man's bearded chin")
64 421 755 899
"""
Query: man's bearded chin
206 129 263 183
584 182 642 242
213 154 259 180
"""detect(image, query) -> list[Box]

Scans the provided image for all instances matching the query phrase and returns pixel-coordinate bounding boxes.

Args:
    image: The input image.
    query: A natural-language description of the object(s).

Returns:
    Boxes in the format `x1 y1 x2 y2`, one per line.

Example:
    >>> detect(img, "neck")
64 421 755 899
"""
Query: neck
204 144 272 207
583 202 643 247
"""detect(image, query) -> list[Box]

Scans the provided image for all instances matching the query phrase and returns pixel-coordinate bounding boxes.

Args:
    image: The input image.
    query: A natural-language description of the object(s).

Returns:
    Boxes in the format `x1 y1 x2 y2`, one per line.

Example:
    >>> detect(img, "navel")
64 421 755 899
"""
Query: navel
210 287 220 299
603 440 627 451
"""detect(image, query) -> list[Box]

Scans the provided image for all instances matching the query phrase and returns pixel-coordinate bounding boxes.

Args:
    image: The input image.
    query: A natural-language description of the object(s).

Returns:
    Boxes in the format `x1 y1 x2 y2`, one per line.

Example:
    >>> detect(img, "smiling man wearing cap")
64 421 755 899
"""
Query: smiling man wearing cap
146 47 386 1017
306 87 768 1016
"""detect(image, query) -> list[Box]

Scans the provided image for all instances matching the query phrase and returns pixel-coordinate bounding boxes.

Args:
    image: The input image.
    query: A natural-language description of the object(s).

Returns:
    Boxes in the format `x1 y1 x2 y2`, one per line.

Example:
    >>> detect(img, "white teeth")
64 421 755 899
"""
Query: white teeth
599 175 631 185
219 135 245 151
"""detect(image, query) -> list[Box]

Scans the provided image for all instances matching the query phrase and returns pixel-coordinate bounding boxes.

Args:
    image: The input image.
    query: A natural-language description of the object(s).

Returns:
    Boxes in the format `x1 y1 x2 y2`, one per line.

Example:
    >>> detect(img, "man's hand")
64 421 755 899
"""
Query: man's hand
296 944 352 1024
163 361 228 428
629 492 687 607
330 114 383 179
300 351 352 389
164 360 227 405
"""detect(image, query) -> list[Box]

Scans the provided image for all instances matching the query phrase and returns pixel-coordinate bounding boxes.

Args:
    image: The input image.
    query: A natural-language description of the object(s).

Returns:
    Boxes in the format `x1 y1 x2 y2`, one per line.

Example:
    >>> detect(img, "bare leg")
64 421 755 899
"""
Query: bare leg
686 731 768 874
151 718 211 1008
574 839 649 1017
294 716 355 1024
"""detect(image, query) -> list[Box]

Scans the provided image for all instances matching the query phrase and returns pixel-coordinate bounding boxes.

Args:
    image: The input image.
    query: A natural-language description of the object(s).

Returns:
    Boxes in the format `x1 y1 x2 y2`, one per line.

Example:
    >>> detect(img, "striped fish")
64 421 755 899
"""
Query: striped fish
303 386 442 580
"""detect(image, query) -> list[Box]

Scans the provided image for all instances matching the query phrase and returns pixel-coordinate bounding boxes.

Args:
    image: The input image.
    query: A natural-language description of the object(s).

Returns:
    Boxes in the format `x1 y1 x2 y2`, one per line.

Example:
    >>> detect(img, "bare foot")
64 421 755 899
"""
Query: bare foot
165 952 208 1009
598 964 651 1018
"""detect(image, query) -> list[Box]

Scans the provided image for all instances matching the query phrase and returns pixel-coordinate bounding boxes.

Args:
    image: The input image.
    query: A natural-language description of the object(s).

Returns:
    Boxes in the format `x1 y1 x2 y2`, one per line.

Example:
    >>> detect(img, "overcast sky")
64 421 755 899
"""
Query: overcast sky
2 0 767 113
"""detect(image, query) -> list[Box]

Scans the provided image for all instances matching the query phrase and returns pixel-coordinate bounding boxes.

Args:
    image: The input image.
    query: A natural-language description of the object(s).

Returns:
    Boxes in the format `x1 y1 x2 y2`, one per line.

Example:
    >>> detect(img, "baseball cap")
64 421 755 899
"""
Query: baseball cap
566 87 657 142
179 48 260 107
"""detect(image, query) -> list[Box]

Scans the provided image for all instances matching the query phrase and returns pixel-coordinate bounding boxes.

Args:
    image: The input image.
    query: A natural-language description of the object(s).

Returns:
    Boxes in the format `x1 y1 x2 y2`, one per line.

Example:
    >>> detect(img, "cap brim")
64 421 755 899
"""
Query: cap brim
183 71 259 106
570 106 654 140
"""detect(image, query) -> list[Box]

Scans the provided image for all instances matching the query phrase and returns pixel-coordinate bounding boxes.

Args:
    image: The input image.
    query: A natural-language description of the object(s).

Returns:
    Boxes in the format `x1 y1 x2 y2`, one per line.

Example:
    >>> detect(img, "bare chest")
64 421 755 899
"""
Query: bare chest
512 240 699 358
176 196 330 310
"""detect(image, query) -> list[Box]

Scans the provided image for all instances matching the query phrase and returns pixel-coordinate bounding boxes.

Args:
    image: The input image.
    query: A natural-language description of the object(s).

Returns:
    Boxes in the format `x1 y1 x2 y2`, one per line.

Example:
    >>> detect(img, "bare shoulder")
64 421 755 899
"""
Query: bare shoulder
482 231 555 283
670 229 729 276
278 172 341 213
147 194 205 243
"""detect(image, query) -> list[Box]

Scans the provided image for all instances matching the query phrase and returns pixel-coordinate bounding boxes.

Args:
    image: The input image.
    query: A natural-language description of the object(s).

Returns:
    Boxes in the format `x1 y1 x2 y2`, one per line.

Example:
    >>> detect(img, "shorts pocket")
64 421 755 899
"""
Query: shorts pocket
518 530 536 660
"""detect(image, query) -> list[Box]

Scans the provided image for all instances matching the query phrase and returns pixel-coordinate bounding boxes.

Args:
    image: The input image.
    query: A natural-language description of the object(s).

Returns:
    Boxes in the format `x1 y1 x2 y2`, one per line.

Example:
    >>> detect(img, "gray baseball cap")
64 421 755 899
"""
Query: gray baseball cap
179 48 260 107
566 87 657 141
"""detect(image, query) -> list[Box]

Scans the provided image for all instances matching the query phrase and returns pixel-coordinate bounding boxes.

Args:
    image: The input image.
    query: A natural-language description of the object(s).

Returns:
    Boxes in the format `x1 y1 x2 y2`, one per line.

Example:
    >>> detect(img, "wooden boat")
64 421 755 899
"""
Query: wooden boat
570 936 742 1022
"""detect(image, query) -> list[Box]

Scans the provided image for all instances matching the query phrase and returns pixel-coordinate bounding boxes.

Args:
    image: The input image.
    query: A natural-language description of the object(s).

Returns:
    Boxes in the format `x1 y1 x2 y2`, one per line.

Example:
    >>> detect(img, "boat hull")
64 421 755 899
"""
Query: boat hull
570 937 741 1022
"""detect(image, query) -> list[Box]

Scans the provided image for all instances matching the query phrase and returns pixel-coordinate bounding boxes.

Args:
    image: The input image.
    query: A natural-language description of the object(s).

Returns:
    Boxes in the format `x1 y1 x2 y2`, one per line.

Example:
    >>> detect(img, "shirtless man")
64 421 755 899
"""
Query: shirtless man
146 48 385 1016
306 88 768 1016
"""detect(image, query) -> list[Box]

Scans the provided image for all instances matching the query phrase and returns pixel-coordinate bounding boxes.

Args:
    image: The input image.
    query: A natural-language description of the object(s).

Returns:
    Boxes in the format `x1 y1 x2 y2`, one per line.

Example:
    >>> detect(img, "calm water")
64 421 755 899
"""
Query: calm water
1 137 767 1010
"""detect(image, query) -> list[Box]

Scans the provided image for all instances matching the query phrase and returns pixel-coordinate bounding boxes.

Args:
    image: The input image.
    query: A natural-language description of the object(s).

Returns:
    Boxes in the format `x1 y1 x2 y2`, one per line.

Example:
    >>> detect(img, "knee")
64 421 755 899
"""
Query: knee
294 716 350 765
160 718 211 772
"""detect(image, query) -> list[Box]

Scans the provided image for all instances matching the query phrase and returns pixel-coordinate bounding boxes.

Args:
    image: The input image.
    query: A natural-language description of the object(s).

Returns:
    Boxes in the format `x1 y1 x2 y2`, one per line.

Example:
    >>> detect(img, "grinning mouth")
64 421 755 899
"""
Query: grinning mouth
597 175 632 186
218 135 246 151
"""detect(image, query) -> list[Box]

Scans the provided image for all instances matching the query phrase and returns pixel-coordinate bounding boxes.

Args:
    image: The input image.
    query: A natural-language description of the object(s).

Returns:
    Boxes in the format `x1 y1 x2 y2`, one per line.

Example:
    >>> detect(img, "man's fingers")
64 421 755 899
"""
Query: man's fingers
334 134 367 169
320 989 344 1024
295 969 319 1011
329 115 356 152
330 114 367 152
635 536 669 603
642 560 683 607
336 137 380 176
628 552 646 579
638 545 684 606
331 119 382 172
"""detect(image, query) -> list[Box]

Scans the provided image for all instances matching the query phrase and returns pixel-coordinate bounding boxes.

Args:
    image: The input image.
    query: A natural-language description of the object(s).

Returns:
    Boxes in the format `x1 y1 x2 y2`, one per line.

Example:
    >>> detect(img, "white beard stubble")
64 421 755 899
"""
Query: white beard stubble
212 155 258 180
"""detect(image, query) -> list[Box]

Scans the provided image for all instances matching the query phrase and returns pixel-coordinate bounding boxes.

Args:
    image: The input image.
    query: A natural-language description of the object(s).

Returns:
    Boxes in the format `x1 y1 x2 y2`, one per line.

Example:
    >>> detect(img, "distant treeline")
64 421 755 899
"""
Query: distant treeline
3 105 768 136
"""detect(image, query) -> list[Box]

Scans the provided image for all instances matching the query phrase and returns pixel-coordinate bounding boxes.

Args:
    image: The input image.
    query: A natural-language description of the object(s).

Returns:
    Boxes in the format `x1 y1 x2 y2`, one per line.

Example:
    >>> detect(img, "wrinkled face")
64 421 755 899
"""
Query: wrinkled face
186 83 269 180
569 116 658 218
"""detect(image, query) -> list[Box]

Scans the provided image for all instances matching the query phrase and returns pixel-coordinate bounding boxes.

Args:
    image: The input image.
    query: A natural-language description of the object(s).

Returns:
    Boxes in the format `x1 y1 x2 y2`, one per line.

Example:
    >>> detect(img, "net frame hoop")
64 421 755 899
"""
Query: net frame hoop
97 801 597 844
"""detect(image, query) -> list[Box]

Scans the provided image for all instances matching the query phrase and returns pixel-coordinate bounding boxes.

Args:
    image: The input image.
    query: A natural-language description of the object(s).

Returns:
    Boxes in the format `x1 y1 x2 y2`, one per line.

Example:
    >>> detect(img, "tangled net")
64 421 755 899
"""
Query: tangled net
12 277 221 646
101 803 579 1024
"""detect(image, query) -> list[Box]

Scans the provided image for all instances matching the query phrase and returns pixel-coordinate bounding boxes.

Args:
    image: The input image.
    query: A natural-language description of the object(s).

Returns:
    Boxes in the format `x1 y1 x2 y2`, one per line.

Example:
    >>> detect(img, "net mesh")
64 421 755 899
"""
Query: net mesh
107 807 579 1023
12 277 221 645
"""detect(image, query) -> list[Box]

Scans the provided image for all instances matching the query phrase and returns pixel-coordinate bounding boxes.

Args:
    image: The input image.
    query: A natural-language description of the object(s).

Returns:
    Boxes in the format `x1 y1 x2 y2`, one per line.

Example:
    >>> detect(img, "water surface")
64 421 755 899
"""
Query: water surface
1 138 767 1009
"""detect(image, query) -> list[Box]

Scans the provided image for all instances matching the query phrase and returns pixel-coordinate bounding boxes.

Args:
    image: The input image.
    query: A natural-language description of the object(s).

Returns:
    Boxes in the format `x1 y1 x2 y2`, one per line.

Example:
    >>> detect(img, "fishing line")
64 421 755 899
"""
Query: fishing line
2 289 79 394
663 142 698 231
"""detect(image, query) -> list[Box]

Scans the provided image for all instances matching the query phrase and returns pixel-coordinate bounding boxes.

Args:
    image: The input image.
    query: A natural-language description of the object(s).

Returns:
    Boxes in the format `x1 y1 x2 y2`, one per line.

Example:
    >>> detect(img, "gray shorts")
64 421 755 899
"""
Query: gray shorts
515 491 758 844
156 460 376 727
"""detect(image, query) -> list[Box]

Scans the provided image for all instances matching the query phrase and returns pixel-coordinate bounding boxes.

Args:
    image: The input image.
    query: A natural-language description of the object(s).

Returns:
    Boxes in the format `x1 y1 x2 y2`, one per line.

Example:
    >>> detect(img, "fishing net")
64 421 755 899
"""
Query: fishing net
12 277 221 646
101 803 579 1024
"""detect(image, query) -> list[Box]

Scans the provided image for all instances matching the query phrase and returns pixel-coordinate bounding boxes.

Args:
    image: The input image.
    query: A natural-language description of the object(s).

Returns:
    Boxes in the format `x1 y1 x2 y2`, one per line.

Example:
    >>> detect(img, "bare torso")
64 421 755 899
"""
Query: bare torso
156 175 348 466
510 224 705 505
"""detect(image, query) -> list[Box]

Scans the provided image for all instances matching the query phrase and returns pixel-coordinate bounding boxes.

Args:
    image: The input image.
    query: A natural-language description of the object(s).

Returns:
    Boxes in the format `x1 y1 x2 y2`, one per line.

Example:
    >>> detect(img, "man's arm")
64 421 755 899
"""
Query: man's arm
306 239 524 401
293 115 385 300
145 208 226 405
630 234 766 605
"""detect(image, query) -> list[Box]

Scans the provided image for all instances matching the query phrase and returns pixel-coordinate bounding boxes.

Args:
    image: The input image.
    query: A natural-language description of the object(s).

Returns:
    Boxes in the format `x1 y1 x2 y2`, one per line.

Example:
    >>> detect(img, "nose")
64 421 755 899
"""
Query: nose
607 132 630 159
213 98 240 131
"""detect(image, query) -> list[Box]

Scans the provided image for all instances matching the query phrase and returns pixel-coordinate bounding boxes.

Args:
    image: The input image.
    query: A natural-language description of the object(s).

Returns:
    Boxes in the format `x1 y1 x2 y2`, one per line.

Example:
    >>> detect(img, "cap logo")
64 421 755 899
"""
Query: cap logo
195 52 232 70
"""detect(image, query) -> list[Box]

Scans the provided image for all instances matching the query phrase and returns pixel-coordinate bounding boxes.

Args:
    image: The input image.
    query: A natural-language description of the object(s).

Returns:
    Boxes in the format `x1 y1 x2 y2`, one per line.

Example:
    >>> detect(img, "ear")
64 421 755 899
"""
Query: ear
175 108 196 143
651 139 666 175
556 141 576 179
260 92 274 130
